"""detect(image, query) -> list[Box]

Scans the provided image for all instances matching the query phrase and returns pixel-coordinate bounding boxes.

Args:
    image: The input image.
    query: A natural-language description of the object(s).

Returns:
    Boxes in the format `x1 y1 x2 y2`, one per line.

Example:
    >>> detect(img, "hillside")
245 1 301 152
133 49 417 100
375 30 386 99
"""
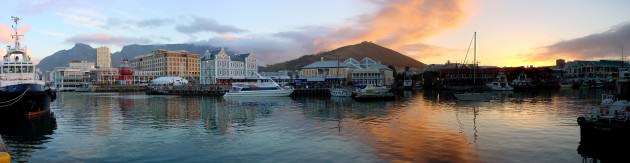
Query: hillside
261 41 425 72
37 43 221 73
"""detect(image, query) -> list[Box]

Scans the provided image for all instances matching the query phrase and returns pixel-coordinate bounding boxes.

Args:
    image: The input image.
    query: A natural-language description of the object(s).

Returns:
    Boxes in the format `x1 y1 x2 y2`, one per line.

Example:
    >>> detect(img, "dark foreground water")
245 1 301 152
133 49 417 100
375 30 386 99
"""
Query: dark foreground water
0 89 617 162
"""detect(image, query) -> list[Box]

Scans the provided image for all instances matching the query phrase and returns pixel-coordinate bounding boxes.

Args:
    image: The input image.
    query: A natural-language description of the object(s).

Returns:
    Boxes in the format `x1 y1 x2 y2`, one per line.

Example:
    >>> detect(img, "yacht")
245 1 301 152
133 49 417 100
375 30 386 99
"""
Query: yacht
486 72 513 91
224 78 293 97
453 32 492 101
0 17 55 117
353 84 394 100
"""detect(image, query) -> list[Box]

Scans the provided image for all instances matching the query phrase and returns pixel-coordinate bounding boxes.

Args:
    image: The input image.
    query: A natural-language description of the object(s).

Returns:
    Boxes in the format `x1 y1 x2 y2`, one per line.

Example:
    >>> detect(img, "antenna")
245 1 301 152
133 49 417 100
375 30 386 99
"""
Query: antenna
10 16 23 50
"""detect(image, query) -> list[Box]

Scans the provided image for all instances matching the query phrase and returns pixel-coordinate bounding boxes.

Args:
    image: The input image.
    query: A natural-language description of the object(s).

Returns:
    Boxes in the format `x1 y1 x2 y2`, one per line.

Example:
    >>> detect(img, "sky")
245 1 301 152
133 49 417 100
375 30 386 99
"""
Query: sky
1 0 629 67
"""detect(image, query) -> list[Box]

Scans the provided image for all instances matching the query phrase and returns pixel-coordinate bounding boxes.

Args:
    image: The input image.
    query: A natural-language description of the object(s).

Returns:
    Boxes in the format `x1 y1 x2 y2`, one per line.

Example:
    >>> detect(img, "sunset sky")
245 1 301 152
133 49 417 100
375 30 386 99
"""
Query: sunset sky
1 0 629 66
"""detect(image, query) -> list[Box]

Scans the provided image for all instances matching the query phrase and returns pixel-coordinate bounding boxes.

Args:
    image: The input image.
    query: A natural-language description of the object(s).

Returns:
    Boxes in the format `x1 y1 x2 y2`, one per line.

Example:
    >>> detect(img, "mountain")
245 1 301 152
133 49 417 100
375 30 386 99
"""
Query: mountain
261 41 426 72
37 43 97 72
38 43 221 72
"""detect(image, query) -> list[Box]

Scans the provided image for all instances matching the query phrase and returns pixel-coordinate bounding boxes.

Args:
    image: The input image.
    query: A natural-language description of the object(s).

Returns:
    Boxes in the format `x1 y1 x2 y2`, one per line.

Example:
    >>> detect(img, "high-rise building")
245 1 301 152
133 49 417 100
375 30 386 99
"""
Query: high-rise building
130 49 200 82
96 47 111 68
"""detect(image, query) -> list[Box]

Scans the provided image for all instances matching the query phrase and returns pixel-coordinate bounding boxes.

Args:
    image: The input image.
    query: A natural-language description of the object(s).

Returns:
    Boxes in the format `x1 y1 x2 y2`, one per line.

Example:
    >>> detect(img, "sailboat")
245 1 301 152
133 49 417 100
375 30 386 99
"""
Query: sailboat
454 32 491 101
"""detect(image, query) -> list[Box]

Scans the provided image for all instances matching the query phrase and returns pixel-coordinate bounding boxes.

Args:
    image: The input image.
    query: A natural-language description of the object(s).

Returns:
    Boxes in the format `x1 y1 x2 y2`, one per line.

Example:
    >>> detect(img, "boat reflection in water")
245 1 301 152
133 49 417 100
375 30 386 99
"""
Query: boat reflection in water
0 113 56 162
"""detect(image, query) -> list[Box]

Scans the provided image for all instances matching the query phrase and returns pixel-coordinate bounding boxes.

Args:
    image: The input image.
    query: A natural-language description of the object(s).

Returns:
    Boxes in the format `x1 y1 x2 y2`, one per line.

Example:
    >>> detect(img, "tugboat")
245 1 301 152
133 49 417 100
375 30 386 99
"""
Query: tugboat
0 17 55 117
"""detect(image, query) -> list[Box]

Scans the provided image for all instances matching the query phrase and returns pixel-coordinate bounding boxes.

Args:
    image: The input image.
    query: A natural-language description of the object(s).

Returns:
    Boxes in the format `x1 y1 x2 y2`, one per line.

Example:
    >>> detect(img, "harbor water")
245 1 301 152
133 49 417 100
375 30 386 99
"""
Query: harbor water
0 89 616 162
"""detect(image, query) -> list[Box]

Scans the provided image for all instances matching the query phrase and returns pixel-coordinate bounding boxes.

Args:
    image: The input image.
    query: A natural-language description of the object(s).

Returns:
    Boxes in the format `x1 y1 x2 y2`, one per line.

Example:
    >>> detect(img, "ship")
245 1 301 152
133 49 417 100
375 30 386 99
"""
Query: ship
0 17 56 117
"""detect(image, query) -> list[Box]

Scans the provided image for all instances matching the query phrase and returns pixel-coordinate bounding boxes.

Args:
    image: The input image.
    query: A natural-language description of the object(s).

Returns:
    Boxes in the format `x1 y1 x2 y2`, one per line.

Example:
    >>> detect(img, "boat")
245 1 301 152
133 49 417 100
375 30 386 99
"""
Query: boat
510 72 533 90
353 84 394 100
0 17 55 117
486 71 513 91
454 32 491 101
224 77 293 97
577 94 630 134
330 87 353 97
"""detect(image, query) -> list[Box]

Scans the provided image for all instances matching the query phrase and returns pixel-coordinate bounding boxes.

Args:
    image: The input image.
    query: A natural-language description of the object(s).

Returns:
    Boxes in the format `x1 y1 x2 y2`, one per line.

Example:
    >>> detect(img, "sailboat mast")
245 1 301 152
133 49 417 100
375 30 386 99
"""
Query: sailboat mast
473 32 476 91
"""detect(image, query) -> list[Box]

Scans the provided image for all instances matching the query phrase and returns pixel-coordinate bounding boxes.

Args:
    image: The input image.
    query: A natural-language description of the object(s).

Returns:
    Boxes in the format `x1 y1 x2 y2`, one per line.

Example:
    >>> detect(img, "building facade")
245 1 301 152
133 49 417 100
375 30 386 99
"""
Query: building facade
299 57 394 87
50 60 94 91
130 49 200 82
200 48 258 84
564 60 630 81
96 47 111 68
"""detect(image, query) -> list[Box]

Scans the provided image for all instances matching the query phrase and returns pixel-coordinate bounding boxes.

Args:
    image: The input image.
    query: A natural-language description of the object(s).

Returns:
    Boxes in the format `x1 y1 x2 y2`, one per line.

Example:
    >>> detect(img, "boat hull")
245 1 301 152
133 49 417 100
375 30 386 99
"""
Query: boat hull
0 84 54 117
224 89 293 97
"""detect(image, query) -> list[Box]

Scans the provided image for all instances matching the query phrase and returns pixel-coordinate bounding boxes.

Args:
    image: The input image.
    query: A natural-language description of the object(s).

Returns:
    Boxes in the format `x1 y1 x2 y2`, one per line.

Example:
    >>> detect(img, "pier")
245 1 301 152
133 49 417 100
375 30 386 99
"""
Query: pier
290 88 330 96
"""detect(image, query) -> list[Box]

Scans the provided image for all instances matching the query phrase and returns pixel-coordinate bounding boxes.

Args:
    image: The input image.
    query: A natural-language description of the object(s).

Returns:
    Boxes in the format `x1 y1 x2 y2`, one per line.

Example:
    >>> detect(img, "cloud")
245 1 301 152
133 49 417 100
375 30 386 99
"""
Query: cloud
274 0 469 59
107 17 173 29
176 17 247 34
197 34 305 65
66 32 150 46
56 8 107 29
527 22 630 61
0 24 31 44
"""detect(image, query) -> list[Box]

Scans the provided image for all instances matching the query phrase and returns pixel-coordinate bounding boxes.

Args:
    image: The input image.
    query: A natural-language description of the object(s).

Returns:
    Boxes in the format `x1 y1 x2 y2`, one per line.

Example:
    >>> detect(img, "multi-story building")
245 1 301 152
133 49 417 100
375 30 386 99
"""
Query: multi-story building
130 49 200 82
200 48 258 84
564 60 630 81
96 47 111 68
51 60 94 91
299 57 394 87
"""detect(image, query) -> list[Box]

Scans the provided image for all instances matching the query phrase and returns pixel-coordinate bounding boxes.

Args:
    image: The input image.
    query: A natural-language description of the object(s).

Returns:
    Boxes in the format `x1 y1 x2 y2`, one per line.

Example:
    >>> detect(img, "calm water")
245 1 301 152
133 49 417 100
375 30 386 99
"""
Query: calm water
0 89 614 162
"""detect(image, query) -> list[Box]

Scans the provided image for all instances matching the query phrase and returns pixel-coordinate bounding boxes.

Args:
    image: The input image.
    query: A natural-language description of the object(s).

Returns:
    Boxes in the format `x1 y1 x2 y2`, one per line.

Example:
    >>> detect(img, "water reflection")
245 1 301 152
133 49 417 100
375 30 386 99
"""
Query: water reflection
1 90 615 162
0 113 56 162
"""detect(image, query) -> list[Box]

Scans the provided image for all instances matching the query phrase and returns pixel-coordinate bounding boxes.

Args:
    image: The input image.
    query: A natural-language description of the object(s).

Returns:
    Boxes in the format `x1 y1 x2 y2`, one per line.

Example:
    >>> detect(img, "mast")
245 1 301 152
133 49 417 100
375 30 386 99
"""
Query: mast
473 32 476 92
11 16 23 50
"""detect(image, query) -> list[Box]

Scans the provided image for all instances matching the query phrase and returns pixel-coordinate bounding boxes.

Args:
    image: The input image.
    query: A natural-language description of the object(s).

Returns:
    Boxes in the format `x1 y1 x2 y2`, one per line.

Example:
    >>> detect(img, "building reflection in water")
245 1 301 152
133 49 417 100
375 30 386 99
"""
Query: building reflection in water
201 97 289 134
0 113 57 162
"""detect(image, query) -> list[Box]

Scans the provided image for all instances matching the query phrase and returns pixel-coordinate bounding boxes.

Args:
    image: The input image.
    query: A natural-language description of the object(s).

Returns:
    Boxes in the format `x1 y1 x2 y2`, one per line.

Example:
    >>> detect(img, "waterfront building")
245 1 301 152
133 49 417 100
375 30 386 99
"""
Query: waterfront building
564 60 630 81
50 60 94 91
199 48 258 84
299 57 394 87
260 70 293 86
96 47 111 68
130 49 200 83
89 67 118 86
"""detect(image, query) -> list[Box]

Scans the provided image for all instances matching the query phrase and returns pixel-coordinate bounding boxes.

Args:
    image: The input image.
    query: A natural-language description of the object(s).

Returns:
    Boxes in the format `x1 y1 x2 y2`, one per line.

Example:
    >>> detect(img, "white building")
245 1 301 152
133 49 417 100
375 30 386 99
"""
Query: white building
200 48 258 84
51 60 94 91
299 57 394 87
96 47 111 68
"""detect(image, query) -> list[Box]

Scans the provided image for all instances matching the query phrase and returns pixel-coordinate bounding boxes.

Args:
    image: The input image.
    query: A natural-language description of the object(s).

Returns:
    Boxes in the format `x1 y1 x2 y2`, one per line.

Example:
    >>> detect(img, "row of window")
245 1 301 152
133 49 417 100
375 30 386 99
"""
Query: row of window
2 66 34 73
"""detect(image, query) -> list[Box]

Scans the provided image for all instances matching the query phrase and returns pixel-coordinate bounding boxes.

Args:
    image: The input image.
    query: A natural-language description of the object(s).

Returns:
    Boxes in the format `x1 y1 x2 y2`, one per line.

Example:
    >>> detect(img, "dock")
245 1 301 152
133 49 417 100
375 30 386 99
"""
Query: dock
146 85 229 96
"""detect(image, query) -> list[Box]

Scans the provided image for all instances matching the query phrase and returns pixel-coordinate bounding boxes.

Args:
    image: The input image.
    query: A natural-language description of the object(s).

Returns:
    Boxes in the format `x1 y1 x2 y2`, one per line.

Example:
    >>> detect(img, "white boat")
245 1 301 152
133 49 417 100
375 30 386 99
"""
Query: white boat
510 72 533 90
330 87 353 97
224 78 293 97
486 72 513 91
353 84 393 100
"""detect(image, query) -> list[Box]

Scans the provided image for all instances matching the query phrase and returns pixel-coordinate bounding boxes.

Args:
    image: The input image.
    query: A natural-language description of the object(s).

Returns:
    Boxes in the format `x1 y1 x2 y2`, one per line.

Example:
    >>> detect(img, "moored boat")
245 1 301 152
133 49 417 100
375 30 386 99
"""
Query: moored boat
486 71 513 91
353 84 394 100
330 87 353 97
510 72 534 91
224 78 293 97
0 17 55 118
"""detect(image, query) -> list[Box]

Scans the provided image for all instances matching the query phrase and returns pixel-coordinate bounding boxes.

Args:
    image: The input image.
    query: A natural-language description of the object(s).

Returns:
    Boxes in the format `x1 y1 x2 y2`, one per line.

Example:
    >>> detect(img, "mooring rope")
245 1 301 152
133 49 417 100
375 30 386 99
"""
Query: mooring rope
0 87 30 108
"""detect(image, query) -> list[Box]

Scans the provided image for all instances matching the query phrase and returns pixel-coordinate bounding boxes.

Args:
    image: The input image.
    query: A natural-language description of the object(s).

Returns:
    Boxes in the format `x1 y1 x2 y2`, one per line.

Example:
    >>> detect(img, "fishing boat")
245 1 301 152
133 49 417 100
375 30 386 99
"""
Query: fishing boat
486 71 513 91
454 32 491 101
0 17 55 117
224 77 293 97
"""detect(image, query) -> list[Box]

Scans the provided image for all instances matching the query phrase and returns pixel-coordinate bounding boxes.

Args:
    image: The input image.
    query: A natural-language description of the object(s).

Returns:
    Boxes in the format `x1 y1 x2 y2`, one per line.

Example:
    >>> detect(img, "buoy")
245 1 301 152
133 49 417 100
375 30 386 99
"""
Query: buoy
0 152 10 163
